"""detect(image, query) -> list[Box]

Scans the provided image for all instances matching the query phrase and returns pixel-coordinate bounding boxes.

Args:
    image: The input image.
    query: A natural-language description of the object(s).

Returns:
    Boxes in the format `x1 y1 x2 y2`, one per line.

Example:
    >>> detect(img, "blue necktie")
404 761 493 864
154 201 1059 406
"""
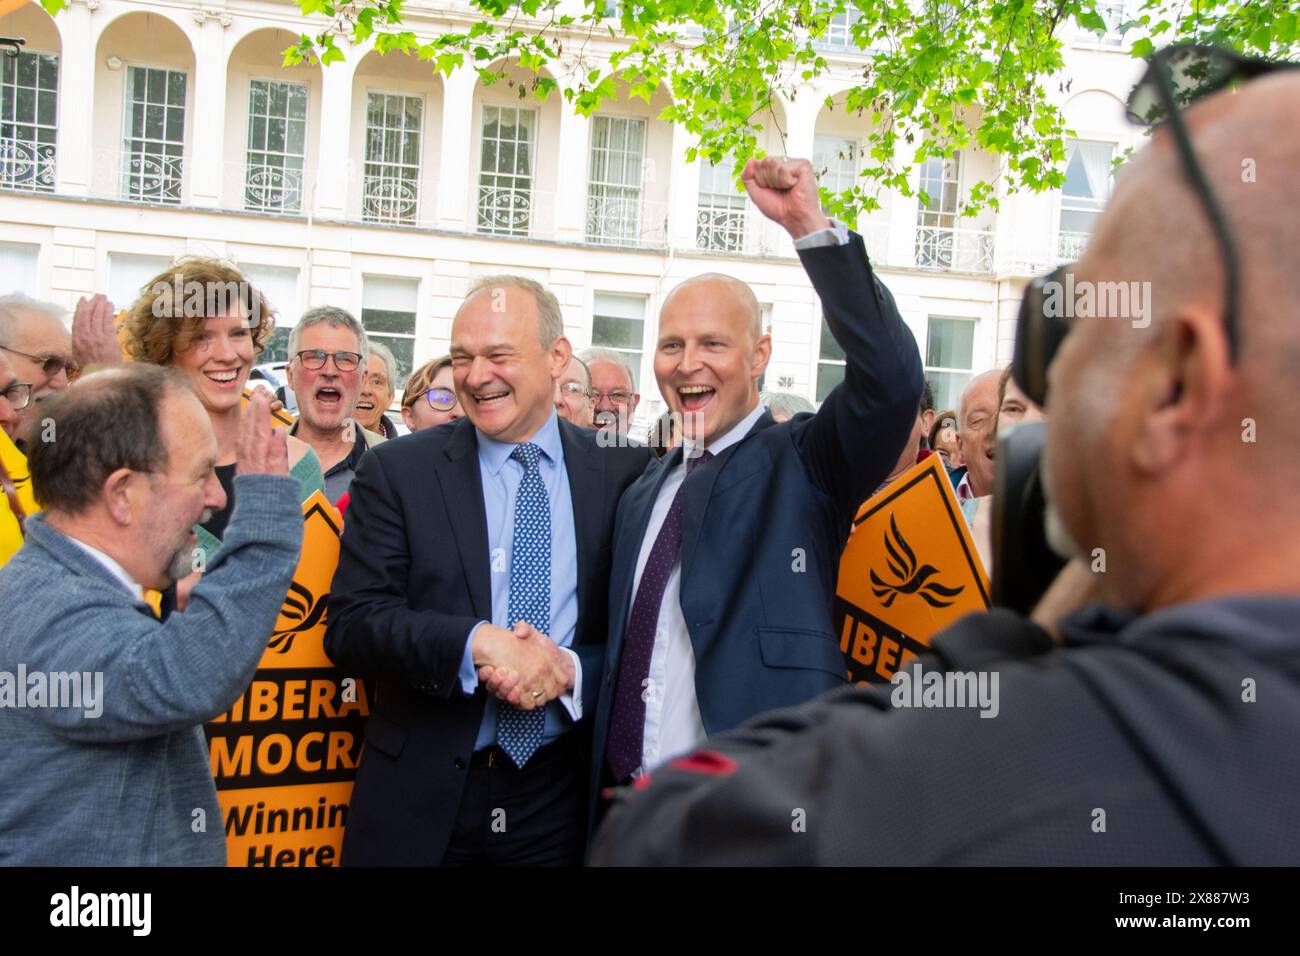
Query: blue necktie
496 442 550 768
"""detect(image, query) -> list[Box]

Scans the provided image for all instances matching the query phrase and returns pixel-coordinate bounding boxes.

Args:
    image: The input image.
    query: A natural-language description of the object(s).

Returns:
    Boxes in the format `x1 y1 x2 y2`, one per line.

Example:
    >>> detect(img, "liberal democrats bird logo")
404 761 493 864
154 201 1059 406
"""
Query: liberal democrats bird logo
870 514 964 608
269 580 328 654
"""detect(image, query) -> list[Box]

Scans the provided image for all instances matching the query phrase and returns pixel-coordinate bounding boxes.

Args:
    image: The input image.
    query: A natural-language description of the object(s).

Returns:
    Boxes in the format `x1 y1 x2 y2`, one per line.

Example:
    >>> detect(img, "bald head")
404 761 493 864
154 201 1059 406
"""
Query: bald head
1043 71 1300 610
662 274 763 341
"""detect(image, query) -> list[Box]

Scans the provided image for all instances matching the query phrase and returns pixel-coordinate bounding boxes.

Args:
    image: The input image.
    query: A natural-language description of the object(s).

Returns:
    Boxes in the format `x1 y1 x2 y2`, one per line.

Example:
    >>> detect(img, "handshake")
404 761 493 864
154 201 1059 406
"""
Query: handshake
472 621 576 710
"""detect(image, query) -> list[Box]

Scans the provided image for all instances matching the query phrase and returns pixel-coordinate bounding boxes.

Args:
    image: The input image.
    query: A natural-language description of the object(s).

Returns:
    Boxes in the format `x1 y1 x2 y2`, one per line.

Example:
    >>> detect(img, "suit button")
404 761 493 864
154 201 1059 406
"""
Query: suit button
454 758 466 770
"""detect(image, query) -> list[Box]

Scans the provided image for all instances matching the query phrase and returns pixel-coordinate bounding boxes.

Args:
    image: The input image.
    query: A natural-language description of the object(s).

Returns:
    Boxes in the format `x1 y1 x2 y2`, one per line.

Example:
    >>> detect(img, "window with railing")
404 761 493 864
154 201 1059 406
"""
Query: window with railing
477 105 535 237
245 80 307 214
1058 140 1113 261
1 51 58 193
696 156 746 253
924 316 976 412
363 92 423 225
916 152 961 269
592 292 646 390
122 66 186 205
587 115 645 245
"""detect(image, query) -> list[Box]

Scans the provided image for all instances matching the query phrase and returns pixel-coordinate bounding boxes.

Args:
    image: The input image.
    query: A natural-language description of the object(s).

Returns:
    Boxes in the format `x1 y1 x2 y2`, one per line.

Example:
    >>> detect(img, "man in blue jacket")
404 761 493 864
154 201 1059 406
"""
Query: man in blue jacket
590 156 924 820
0 369 301 865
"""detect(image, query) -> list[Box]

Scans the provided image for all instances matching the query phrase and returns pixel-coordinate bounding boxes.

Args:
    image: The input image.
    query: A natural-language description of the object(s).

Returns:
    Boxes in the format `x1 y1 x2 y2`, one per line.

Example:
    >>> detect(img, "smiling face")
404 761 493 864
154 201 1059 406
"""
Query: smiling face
588 358 639 433
402 363 462 431
7 309 72 440
285 323 365 434
958 371 1001 497
554 355 594 428
168 309 255 415
356 353 394 433
450 285 570 444
655 277 770 447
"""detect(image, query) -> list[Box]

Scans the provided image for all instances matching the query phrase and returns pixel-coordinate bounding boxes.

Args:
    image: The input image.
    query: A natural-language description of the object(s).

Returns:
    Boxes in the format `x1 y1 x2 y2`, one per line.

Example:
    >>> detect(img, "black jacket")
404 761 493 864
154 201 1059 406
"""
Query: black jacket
591 597 1300 865
325 416 651 865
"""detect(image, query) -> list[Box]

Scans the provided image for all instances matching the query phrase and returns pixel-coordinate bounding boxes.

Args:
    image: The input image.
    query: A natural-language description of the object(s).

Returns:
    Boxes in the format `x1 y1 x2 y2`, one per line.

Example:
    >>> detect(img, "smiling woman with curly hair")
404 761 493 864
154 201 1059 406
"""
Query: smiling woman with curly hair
121 256 322 610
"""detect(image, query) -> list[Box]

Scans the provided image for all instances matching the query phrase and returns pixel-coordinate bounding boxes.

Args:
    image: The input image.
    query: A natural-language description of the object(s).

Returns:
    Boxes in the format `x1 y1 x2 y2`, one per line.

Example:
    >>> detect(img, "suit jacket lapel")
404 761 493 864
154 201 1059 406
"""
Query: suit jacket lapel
559 420 604 645
679 412 776 576
441 418 493 621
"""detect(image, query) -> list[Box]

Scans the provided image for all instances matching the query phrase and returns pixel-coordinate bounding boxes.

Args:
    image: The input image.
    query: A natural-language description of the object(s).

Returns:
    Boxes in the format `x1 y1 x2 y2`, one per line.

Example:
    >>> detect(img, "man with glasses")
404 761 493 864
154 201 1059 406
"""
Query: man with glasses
554 353 595 429
284 306 386 502
592 53 1300 866
580 347 641 438
0 293 76 449
0 349 30 441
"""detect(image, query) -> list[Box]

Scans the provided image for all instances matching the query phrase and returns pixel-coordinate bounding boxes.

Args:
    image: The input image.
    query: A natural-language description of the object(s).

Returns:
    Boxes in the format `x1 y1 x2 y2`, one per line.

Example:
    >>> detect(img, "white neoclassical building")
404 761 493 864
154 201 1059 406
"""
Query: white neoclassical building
0 0 1144 426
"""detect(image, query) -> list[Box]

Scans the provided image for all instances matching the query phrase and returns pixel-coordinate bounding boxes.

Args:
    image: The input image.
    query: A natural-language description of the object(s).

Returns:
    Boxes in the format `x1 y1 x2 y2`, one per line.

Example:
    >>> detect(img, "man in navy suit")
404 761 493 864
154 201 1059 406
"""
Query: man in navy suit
590 156 924 820
326 276 651 865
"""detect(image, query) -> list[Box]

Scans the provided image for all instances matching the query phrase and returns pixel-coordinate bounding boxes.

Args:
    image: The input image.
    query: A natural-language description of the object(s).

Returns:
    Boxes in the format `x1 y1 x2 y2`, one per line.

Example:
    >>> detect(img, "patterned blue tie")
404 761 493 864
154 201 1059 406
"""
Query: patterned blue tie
496 442 550 768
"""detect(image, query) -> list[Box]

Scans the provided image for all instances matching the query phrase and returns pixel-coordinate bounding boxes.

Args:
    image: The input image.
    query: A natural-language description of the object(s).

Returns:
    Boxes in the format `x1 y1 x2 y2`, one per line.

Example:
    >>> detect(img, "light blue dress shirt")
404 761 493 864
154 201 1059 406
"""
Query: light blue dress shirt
458 411 582 751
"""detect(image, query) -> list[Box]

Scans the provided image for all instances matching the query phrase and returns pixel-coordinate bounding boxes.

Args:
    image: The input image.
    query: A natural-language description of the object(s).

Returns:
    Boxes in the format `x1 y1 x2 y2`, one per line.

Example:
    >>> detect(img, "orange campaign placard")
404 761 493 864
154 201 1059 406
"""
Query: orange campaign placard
204 491 370 867
835 454 990 683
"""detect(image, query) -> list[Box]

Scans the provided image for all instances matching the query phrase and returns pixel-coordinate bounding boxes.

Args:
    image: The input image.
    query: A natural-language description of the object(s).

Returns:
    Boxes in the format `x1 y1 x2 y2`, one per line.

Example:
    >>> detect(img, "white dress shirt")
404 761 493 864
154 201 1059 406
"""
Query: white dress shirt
67 537 147 606
630 221 849 774
632 402 767 775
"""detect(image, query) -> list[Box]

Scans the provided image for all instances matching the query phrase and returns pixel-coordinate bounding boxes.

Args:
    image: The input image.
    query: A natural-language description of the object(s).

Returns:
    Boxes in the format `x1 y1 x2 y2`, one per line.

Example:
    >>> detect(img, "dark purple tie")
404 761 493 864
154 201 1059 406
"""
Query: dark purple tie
606 450 712 782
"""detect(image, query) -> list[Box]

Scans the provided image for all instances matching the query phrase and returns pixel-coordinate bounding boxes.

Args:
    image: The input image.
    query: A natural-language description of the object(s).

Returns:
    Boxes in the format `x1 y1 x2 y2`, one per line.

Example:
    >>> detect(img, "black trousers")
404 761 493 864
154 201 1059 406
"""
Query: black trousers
440 732 585 866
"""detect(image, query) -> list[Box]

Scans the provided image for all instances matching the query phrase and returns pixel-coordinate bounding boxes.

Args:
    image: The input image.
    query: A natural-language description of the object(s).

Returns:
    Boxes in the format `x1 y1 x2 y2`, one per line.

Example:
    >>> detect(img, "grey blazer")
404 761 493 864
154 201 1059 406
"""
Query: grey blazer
0 474 302 865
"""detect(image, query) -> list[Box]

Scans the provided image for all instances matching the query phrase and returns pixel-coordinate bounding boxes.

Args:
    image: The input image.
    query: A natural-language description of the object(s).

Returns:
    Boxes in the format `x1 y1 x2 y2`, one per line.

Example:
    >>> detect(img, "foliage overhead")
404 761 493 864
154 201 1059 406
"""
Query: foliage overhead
34 0 1300 222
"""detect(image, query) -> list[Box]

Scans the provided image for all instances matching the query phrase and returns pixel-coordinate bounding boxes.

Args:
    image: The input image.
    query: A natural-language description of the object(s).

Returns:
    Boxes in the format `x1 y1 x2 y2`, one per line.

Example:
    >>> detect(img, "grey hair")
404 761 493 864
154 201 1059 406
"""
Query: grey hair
762 391 815 418
0 292 67 349
289 305 369 362
578 346 636 392
466 275 564 348
366 339 398 390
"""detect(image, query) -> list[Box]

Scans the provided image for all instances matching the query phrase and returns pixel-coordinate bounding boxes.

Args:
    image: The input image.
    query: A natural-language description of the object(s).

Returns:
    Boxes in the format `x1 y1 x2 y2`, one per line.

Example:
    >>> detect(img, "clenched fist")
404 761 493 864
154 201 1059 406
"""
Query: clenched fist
741 156 833 241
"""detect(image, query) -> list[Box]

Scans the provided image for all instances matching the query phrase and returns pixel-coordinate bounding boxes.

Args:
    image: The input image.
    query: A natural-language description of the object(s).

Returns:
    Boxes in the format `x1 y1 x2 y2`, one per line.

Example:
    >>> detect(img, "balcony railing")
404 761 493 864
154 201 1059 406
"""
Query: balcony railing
696 202 747 254
245 164 304 214
121 151 184 205
915 225 995 272
0 138 56 192
586 189 667 247
362 173 419 225
477 184 532 237
1057 230 1090 262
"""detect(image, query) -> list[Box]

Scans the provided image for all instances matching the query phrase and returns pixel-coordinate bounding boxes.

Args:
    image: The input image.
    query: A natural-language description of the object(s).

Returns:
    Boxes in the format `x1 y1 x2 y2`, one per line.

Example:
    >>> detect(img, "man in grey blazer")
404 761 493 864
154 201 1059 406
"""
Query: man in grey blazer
0 366 302 865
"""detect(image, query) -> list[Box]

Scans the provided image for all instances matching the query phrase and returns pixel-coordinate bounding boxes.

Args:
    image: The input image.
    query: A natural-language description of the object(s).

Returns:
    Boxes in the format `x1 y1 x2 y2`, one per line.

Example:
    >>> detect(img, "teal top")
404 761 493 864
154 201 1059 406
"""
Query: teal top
193 446 324 561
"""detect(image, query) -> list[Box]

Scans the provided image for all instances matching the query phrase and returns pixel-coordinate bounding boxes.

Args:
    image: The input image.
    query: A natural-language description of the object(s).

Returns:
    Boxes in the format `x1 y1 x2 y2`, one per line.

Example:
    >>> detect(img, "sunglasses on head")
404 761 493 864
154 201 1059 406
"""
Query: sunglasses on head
1011 43 1299 407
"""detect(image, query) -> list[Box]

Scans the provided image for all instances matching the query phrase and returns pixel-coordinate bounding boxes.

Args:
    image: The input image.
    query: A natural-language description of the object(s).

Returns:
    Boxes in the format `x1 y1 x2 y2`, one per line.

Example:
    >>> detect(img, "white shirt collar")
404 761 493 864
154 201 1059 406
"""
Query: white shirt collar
67 536 145 602
681 401 767 463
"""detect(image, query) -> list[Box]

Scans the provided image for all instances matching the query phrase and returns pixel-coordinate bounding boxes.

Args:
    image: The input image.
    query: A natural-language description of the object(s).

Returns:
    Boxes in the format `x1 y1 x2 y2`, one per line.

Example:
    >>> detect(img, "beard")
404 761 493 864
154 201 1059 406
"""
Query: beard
157 508 213 585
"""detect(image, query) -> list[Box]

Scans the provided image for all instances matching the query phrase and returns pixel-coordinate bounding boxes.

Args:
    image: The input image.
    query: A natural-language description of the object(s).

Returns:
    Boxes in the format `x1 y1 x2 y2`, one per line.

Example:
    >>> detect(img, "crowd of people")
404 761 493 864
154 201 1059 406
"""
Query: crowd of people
0 60 1297 867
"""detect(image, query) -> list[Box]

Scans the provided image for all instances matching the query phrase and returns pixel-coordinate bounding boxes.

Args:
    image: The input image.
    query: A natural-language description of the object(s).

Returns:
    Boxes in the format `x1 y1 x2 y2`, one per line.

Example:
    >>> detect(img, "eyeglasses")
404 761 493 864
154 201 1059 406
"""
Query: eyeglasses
294 349 362 372
1 382 32 411
590 388 633 405
1011 43 1299 407
1 345 77 379
559 382 592 399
